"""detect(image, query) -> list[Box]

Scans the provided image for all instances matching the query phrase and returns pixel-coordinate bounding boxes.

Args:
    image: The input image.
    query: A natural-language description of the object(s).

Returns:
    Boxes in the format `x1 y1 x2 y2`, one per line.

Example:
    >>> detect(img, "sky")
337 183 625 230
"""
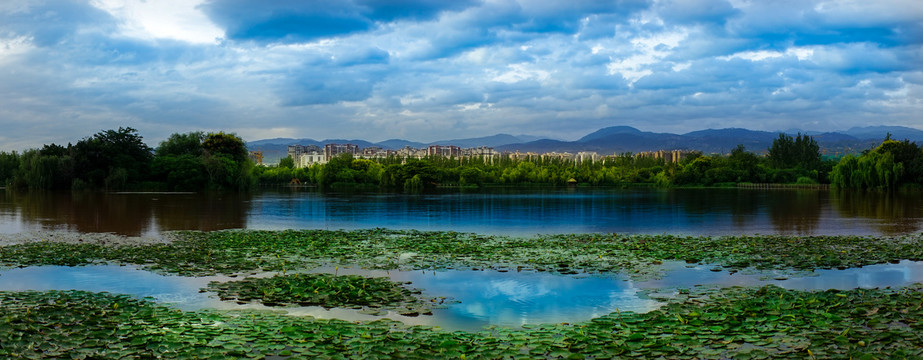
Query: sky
0 0 921 150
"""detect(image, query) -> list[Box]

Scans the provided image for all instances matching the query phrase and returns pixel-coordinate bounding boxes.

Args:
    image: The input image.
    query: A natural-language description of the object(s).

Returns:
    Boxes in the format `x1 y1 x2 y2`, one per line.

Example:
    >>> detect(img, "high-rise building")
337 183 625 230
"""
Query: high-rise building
287 145 320 160
324 143 360 160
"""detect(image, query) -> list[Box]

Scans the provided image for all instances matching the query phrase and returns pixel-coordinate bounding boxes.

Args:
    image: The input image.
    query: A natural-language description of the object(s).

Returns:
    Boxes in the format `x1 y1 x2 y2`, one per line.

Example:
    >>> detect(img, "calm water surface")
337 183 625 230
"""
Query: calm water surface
1 188 921 236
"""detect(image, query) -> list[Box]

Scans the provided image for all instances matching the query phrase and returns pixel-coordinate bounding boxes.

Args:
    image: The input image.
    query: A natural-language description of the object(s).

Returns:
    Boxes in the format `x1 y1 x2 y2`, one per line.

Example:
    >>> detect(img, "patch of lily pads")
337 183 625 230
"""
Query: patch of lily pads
2 285 921 359
204 273 438 316
2 229 922 280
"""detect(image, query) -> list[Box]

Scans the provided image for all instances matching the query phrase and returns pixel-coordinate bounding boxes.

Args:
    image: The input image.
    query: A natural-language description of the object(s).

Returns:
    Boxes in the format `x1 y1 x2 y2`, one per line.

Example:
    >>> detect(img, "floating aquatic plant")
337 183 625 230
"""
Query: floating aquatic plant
2 285 921 359
205 273 437 315
3 229 922 280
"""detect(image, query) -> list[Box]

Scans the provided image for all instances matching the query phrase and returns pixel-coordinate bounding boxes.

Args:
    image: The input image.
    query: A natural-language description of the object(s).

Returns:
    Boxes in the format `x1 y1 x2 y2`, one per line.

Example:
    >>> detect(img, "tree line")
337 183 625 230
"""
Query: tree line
256 133 870 191
2 129 918 192
0 128 255 191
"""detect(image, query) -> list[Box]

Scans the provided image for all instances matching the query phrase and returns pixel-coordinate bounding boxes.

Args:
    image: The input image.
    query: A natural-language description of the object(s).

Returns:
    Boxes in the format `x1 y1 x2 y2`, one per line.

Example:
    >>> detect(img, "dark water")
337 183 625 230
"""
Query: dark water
3 262 921 331
1 188 922 236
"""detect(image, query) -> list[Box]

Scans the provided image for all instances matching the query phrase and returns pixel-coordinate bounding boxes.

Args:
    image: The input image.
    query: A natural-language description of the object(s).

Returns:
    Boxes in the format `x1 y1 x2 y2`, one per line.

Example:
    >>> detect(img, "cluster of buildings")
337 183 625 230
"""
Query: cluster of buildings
634 150 693 164
285 144 498 168
276 143 694 168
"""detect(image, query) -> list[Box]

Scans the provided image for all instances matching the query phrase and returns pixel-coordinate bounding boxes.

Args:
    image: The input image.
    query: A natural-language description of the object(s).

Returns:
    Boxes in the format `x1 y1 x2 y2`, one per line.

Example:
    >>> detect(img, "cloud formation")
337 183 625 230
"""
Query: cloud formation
0 0 920 149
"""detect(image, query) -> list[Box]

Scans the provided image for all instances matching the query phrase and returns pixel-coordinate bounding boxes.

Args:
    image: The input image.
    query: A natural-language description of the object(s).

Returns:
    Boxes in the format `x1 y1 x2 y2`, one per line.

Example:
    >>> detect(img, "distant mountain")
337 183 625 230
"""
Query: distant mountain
430 134 527 148
578 126 644 142
496 139 574 153
247 138 318 147
376 139 426 149
581 130 684 153
844 126 923 141
247 124 919 162
683 128 777 153
514 134 549 142
498 126 901 155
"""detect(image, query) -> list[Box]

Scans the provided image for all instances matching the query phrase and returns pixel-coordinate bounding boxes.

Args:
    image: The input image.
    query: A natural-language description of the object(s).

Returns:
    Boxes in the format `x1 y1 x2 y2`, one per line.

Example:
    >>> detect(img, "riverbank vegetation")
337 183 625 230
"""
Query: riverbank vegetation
1 128 919 191
0 128 255 191
255 134 838 190
831 137 923 190
2 284 921 358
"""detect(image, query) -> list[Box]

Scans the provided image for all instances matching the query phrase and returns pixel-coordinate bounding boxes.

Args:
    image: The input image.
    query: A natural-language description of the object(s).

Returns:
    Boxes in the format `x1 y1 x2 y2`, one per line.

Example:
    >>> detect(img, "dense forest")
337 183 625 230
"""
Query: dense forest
0 129 919 192
0 128 255 191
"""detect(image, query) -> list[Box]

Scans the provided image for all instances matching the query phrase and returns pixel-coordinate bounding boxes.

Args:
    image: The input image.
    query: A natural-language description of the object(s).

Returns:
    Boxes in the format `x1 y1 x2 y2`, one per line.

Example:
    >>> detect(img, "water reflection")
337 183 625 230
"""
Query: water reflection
0 191 251 236
831 190 923 235
386 270 656 329
0 265 660 332
638 260 923 291
766 190 822 235
3 262 922 331
1 188 922 236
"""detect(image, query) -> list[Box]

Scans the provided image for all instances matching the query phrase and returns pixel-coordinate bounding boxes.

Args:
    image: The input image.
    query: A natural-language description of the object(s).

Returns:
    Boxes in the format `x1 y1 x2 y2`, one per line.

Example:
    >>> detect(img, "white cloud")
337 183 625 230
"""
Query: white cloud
90 0 223 44
607 30 688 84
719 47 815 61
0 0 921 149
491 63 551 84
0 35 33 64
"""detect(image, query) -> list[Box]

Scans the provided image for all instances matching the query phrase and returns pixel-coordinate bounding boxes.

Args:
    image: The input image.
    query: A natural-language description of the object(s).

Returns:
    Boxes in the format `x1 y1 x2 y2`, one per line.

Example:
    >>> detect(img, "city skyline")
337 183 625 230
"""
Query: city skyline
1 0 921 151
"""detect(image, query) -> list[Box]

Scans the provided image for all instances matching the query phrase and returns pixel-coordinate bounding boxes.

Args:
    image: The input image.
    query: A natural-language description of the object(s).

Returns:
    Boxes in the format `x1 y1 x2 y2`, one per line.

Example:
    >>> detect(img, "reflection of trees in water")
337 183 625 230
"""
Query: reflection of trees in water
1 191 250 236
766 190 821 235
667 189 761 227
831 190 922 235
150 193 250 232
728 190 761 228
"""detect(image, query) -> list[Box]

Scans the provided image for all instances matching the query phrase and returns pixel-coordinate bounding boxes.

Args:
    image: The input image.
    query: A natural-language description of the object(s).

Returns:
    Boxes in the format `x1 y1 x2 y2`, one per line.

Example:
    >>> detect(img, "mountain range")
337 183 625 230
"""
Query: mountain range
247 125 923 163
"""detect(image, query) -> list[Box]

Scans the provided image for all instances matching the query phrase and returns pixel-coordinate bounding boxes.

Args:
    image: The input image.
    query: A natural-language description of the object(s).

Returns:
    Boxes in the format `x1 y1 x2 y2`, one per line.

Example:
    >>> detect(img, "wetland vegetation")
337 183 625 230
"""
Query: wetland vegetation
2 229 923 358
2 229 922 278
1 285 921 359
205 273 438 316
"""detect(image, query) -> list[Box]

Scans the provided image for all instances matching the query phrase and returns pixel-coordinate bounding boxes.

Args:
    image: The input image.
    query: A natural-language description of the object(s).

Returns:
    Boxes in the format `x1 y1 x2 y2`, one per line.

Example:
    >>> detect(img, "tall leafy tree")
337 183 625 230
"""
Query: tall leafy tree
201 132 254 190
203 132 248 164
156 132 205 157
831 138 919 189
768 133 821 171
152 132 209 191
0 151 19 185
72 127 152 189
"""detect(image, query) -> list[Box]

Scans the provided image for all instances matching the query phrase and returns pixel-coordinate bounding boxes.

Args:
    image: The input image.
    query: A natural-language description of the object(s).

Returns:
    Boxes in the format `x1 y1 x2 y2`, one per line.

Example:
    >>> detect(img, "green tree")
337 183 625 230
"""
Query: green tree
203 132 248 164
72 127 152 189
156 132 205 157
728 144 760 182
831 139 913 190
768 133 821 171
279 156 295 169
0 151 20 185
201 132 254 191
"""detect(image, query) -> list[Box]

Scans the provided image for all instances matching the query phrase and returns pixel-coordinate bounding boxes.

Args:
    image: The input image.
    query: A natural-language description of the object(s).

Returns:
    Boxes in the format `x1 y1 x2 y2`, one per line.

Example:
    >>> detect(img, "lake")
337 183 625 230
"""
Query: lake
1 188 921 237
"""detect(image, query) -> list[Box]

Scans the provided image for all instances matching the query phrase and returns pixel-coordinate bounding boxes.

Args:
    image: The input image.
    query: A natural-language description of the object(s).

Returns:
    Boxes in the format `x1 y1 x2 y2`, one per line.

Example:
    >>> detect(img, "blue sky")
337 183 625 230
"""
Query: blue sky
0 0 921 150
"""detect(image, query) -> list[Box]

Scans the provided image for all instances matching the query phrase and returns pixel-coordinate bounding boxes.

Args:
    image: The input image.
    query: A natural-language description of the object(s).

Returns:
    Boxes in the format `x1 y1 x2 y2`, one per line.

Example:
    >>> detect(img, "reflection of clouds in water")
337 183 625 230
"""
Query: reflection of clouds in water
642 260 923 292
488 279 550 302
8 262 922 331
462 302 488 319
